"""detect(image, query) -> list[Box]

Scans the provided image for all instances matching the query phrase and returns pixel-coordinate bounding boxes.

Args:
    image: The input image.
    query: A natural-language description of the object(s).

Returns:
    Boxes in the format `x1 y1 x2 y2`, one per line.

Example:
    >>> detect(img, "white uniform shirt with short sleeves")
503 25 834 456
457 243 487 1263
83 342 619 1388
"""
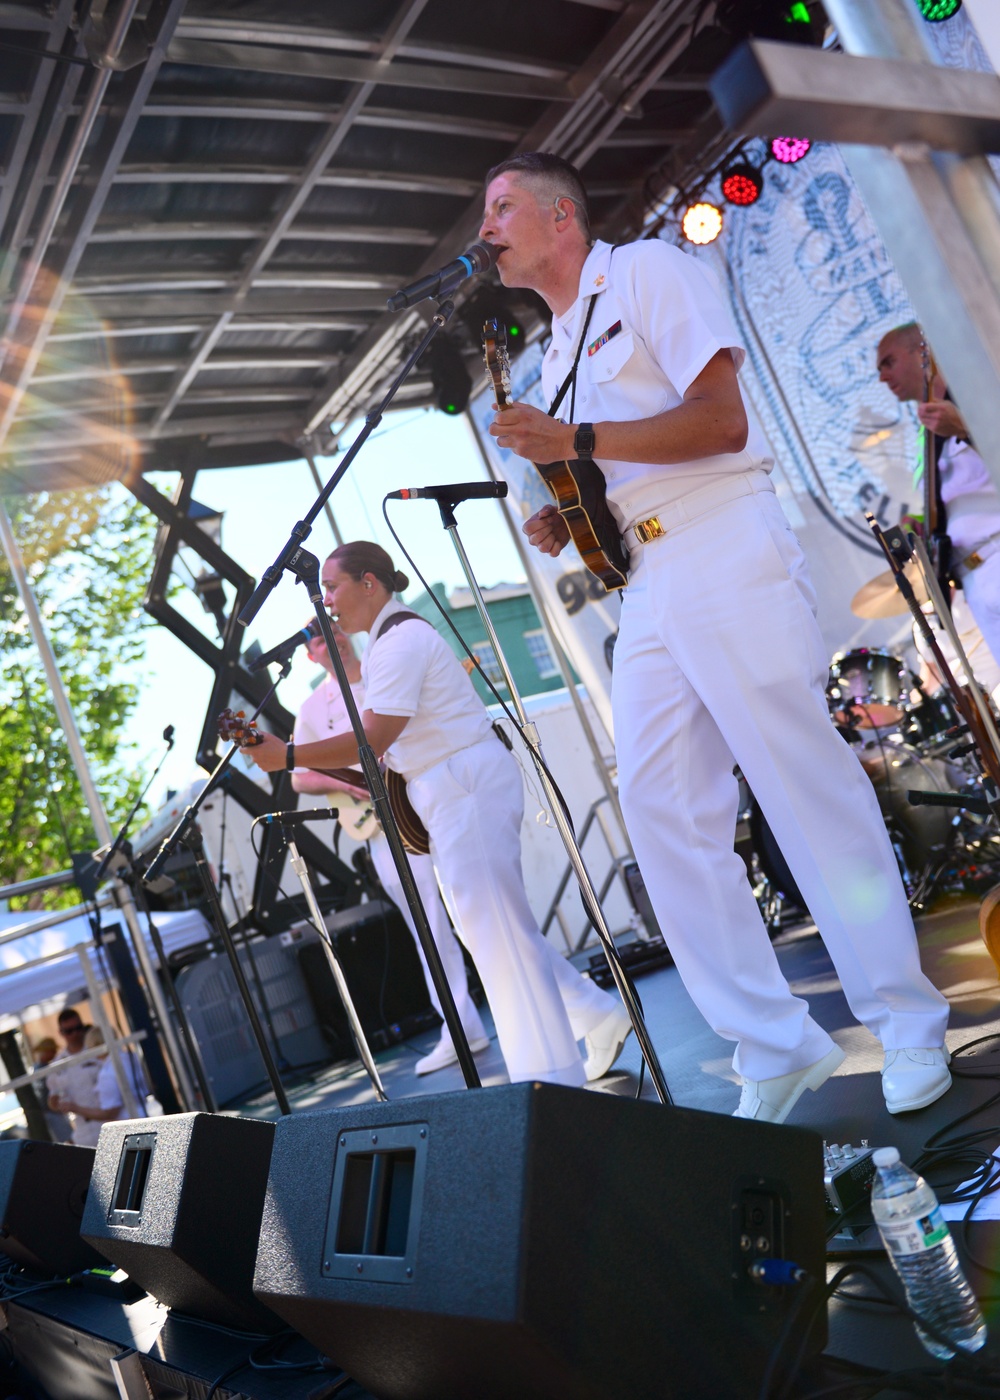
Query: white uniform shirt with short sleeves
541 239 773 531
293 672 364 750
938 437 1000 554
361 600 492 780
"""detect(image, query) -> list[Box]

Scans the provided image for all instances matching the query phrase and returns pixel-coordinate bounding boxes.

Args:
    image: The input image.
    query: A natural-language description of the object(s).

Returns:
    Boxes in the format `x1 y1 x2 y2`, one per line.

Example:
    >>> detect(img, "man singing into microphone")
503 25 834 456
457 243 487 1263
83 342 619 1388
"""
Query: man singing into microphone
479 151 951 1122
292 613 489 1075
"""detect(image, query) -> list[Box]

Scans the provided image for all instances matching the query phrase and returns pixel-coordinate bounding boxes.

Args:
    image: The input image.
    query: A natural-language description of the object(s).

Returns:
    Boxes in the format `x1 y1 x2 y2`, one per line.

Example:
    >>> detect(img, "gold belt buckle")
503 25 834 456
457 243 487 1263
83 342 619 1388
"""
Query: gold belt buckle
633 514 665 545
965 550 984 571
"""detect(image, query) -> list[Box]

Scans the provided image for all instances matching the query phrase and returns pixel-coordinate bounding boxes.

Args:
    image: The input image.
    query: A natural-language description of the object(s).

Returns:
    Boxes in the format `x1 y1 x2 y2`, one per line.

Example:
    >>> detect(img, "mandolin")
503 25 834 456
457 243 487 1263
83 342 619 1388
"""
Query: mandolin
483 318 629 592
217 708 430 855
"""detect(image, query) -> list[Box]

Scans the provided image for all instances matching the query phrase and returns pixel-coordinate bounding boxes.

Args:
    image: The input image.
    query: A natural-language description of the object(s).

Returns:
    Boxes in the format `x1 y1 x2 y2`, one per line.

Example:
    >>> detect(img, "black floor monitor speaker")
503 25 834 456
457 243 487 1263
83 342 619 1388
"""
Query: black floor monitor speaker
81 1112 280 1332
0 1140 104 1276
254 1083 827 1400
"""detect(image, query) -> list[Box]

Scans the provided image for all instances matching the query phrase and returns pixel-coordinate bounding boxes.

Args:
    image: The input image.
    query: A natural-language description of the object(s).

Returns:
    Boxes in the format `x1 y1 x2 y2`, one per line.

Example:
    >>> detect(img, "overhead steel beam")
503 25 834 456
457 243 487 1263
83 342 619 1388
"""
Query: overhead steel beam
73 271 399 294
61 290 385 317
0 0 76 236
171 15 572 81
141 95 523 141
31 352 340 384
0 0 188 455
166 36 572 101
88 221 438 244
112 164 481 197
710 38 1000 154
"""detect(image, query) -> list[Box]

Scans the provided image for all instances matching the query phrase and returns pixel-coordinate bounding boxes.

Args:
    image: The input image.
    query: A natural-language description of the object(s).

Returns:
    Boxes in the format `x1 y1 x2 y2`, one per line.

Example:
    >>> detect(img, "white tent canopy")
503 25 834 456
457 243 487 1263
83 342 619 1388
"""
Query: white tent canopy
0 906 213 1030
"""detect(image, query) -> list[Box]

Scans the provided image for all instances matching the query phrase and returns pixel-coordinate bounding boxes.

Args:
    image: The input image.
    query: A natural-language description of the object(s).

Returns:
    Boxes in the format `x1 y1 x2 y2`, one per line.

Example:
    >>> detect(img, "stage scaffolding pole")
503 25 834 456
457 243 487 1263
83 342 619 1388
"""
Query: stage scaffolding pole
0 498 196 1110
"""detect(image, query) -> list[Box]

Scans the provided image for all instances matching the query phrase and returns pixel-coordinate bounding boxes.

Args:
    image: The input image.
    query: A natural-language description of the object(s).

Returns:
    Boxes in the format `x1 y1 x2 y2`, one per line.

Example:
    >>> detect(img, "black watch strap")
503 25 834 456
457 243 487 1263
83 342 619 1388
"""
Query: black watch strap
285 742 296 771
574 422 596 459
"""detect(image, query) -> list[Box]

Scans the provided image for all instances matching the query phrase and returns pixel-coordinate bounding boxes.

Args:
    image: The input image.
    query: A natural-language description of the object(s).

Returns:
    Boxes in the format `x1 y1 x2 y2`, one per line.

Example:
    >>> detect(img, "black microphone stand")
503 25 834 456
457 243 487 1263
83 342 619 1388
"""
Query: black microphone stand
422 494 673 1106
92 727 210 1112
260 814 388 1102
144 667 295 1115
233 299 481 1091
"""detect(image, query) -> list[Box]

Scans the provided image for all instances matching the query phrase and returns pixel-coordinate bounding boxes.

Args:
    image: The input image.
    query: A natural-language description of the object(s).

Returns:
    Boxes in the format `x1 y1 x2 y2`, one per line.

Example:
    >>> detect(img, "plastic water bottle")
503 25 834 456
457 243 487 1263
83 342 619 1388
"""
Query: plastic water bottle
871 1146 987 1360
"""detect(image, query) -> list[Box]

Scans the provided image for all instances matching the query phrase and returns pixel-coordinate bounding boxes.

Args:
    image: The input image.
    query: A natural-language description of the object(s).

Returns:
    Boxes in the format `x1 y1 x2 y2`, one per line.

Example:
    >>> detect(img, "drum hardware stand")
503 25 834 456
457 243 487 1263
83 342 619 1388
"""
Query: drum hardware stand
258 814 388 1103
425 494 673 1106
231 300 482 1092
867 515 1000 827
144 663 297 1115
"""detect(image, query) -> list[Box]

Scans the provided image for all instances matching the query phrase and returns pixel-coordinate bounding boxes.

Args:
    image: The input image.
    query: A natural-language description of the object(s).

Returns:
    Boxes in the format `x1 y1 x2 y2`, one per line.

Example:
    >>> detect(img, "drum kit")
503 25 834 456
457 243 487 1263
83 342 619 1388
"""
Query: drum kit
741 565 1000 935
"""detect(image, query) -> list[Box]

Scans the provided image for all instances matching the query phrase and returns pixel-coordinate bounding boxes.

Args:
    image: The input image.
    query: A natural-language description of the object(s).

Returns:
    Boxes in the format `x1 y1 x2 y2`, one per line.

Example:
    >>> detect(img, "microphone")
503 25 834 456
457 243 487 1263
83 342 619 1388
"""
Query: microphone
387 242 500 312
255 809 340 826
247 619 321 673
387 481 509 505
163 725 175 747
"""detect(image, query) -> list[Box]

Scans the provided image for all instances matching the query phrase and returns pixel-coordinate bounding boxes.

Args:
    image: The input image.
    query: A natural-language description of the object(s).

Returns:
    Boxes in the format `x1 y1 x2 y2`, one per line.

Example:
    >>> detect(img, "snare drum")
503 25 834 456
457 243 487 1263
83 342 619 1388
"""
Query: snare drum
828 648 907 726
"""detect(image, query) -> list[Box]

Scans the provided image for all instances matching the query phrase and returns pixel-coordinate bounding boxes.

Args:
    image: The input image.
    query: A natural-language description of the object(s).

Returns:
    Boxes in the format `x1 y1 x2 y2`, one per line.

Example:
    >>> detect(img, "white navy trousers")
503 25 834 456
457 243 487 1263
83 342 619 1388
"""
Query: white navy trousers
959 550 1000 673
406 736 616 1085
613 475 950 1081
367 837 487 1045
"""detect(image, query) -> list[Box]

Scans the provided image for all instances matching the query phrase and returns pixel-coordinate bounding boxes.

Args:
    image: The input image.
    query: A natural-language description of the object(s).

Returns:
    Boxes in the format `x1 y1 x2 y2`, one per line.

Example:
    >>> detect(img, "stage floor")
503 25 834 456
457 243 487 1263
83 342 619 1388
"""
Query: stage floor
237 895 1000 1142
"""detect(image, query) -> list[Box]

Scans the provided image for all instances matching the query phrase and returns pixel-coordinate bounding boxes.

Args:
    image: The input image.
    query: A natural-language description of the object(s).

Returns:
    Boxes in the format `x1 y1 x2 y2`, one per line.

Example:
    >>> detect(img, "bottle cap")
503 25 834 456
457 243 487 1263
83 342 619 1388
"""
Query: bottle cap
873 1146 901 1167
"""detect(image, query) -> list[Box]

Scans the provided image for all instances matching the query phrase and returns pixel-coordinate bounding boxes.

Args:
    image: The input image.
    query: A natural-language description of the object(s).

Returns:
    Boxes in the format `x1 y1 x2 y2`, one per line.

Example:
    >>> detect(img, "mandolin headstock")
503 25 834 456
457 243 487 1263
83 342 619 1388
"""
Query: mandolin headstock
218 706 263 748
482 317 513 409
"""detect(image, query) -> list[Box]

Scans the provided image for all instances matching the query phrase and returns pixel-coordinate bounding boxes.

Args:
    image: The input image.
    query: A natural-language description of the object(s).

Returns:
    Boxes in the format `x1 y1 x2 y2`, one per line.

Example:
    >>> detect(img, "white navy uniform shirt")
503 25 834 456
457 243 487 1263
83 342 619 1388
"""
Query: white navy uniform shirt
541 239 774 531
361 600 492 781
937 437 1000 555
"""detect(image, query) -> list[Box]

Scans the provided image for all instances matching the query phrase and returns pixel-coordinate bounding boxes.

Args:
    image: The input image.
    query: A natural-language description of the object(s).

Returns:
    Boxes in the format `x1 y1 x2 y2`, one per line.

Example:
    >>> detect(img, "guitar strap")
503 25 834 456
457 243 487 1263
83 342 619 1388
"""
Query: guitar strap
547 245 623 424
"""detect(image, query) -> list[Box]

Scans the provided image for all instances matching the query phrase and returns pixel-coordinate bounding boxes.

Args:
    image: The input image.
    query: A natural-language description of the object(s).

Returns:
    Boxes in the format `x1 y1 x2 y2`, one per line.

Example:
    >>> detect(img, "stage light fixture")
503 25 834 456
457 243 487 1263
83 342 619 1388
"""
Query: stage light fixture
916 0 961 20
426 337 473 415
770 135 811 164
721 163 764 206
681 202 723 246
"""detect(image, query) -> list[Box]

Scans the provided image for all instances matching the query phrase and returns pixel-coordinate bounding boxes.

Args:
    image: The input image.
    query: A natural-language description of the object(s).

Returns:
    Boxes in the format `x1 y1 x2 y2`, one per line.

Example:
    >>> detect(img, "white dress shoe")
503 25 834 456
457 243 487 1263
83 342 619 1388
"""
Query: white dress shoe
415 1034 490 1076
582 1005 633 1082
733 1044 845 1125
882 1046 951 1114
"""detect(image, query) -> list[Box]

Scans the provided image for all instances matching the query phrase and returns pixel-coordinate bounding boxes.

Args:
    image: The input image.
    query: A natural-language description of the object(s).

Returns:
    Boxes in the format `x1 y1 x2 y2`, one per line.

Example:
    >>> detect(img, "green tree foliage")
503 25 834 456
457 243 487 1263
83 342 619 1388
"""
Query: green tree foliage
0 487 154 910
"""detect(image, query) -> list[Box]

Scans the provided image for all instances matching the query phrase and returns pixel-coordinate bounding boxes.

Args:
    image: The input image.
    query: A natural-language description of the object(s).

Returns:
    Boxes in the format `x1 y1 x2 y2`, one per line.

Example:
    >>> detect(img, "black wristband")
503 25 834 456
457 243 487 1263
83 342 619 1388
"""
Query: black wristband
574 422 595 459
285 742 296 771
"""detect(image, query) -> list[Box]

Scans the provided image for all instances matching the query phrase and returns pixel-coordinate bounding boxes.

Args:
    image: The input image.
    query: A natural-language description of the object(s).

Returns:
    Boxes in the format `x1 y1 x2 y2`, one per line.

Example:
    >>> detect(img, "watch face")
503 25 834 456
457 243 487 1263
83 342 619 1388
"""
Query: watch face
575 425 595 456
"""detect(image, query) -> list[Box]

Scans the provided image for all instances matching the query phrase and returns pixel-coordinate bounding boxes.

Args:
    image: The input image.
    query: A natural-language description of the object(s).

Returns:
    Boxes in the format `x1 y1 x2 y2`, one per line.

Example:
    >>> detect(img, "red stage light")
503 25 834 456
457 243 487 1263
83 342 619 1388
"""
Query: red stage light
721 163 763 206
770 136 811 164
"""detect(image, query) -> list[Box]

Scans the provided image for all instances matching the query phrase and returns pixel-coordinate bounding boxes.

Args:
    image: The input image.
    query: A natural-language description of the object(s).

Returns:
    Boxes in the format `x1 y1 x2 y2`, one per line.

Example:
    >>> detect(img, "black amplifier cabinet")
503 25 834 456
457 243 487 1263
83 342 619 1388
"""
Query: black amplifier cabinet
81 1113 281 1333
296 899 436 1056
0 1140 104 1275
254 1082 826 1400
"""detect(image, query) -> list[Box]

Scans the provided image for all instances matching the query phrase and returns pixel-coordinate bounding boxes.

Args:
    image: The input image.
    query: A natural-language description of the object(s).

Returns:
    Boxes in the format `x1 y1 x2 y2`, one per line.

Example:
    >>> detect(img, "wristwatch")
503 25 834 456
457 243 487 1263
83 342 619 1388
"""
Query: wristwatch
573 422 596 459
285 742 296 771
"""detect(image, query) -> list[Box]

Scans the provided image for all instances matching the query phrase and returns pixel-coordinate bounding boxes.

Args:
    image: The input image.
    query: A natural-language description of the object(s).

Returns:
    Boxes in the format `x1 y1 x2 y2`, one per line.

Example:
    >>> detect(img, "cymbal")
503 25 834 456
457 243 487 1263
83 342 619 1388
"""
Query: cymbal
851 562 929 619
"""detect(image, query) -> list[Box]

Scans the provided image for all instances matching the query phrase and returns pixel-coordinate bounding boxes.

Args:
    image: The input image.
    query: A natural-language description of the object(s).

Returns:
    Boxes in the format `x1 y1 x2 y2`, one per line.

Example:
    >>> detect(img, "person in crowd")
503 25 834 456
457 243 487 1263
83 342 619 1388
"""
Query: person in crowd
478 151 950 1122
31 1036 73 1142
246 540 631 1088
49 1027 149 1126
46 1008 103 1145
292 612 490 1074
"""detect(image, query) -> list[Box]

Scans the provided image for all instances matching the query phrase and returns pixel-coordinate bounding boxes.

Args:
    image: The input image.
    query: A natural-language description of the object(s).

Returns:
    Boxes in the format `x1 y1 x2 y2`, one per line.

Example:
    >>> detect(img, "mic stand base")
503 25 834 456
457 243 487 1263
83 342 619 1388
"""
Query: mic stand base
284 834 387 1102
435 501 672 1105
